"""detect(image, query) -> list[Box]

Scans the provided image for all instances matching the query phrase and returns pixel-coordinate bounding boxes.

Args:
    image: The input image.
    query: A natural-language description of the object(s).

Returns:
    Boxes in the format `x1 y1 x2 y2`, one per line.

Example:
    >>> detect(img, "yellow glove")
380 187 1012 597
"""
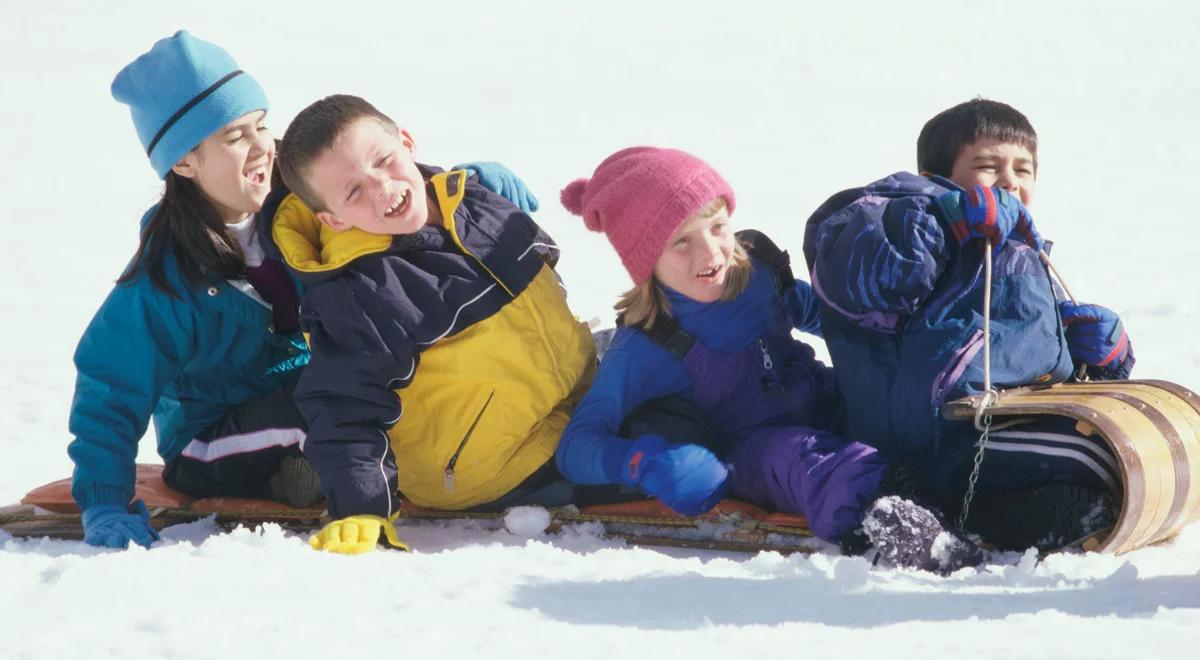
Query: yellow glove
308 513 410 554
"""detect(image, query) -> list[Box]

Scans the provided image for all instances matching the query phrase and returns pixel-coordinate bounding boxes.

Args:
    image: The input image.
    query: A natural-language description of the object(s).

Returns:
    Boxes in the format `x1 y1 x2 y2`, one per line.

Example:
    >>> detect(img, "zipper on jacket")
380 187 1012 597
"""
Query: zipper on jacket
757 338 774 370
444 390 496 493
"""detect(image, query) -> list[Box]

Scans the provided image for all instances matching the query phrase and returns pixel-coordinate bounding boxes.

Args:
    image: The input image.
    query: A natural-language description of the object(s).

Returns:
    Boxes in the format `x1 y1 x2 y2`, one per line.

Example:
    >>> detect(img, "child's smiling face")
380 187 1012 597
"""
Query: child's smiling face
172 110 274 224
653 199 735 303
948 137 1037 207
307 117 431 235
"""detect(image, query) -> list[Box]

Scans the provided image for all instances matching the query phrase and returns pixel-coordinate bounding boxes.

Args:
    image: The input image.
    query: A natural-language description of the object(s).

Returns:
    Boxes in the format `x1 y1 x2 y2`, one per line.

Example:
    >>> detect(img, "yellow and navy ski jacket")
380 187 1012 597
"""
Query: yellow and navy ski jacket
266 166 596 519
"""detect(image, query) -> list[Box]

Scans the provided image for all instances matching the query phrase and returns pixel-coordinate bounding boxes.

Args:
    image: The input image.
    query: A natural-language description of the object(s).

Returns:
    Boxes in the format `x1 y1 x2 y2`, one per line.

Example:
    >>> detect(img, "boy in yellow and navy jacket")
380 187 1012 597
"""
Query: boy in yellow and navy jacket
269 95 596 553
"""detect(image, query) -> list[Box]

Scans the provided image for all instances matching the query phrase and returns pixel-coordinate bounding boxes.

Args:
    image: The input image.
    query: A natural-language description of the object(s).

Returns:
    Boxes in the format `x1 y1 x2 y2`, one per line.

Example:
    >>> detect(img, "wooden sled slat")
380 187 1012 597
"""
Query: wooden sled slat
1062 380 1200 544
944 379 1200 554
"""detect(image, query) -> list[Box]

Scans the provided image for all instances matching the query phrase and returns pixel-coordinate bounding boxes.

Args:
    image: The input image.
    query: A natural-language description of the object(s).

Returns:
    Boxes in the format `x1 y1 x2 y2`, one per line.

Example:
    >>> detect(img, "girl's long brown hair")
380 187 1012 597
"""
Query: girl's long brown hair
117 171 251 298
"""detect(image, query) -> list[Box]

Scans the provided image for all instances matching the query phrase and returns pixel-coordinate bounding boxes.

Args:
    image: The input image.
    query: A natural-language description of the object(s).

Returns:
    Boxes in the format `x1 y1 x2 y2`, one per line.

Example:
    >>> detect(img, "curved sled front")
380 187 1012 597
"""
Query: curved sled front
944 379 1200 554
20 464 193 513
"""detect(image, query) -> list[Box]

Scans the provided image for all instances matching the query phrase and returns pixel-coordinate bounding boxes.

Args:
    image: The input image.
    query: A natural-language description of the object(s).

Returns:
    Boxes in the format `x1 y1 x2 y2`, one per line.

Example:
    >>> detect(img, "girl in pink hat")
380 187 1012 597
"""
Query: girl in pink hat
557 147 982 572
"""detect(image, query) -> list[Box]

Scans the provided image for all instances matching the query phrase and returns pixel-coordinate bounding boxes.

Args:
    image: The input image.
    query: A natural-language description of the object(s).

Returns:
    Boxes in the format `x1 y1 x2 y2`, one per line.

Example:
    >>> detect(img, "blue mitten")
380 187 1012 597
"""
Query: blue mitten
621 435 729 516
1059 301 1130 368
82 500 161 549
456 161 540 213
936 185 1042 254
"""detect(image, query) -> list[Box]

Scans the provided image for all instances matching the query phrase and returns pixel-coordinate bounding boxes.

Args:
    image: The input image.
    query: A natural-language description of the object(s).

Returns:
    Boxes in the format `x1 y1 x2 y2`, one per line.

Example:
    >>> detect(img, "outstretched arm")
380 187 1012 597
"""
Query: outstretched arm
70 285 187 508
294 285 410 522
69 280 191 548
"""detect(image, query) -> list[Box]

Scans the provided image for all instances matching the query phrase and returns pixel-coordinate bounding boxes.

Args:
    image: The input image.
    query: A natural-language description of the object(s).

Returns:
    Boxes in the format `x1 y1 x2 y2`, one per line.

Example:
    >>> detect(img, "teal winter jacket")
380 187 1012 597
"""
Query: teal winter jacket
67 207 310 510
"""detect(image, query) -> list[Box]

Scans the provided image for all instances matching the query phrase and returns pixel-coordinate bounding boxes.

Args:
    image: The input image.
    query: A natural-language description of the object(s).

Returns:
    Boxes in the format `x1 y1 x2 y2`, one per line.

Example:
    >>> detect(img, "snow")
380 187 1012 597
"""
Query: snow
504 506 554 537
2 0 1199 657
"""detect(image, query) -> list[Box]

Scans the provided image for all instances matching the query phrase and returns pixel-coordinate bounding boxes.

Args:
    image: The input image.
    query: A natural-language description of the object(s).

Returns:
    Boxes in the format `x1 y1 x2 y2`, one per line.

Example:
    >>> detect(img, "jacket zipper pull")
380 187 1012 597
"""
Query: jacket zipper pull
443 390 496 494
758 338 774 370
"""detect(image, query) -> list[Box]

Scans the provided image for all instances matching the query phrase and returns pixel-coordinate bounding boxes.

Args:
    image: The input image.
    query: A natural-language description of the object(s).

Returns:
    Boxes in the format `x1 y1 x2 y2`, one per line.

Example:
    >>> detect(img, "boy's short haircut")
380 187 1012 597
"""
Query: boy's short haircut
916 97 1039 178
278 94 402 212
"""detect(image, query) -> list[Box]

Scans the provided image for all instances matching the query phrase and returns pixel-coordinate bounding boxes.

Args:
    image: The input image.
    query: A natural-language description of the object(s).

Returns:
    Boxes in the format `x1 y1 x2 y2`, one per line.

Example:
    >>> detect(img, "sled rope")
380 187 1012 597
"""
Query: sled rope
957 243 1080 530
1039 249 1077 302
1039 249 1090 382
958 244 998 531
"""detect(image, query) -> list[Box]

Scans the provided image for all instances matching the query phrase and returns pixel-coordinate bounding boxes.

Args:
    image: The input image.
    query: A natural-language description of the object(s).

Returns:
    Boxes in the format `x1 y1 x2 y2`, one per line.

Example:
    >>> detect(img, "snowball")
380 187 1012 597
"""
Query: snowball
503 506 552 537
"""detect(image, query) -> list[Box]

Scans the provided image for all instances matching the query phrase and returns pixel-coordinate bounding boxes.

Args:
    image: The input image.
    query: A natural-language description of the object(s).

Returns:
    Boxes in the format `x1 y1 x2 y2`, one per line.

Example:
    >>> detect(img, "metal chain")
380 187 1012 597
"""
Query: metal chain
957 391 996 531
956 239 1081 531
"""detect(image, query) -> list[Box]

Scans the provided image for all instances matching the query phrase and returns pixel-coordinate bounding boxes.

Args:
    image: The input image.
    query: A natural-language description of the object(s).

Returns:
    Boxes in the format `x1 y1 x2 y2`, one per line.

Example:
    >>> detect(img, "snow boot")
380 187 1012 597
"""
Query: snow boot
861 495 984 574
874 463 953 512
267 454 325 508
959 483 1116 551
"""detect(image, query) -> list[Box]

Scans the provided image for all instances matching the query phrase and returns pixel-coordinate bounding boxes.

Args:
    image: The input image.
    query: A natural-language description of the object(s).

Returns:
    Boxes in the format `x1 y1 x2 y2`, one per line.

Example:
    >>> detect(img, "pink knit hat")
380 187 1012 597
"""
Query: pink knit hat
560 147 735 284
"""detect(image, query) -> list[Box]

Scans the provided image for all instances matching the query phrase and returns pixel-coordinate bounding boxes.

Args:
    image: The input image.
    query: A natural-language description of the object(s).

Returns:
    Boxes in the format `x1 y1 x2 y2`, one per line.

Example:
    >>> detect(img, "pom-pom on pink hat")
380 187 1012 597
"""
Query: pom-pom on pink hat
560 147 735 284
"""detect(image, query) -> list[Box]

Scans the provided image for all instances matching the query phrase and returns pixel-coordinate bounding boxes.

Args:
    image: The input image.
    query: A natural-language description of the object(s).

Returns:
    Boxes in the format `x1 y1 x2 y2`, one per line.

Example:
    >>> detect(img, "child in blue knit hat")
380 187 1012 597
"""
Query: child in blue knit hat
803 98 1133 550
68 31 537 550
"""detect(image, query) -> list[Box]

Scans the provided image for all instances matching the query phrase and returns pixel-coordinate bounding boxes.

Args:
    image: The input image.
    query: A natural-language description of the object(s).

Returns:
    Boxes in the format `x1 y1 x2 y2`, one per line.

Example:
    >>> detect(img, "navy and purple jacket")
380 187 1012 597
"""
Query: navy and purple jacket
802 172 1132 487
556 254 827 482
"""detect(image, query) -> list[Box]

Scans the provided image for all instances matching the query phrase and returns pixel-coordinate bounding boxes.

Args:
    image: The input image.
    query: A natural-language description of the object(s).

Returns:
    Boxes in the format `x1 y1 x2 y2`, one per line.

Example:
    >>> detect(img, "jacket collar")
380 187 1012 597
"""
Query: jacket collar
270 165 467 277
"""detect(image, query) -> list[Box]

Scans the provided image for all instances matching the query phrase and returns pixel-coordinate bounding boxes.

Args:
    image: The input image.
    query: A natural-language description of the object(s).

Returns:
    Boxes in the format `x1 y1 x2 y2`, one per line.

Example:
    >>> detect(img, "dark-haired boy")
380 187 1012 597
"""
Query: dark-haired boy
802 98 1134 550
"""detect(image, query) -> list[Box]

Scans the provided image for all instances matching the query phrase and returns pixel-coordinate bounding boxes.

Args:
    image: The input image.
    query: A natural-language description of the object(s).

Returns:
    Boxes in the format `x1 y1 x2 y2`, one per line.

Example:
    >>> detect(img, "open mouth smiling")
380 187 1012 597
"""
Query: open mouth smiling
696 263 724 281
243 163 268 186
384 190 412 218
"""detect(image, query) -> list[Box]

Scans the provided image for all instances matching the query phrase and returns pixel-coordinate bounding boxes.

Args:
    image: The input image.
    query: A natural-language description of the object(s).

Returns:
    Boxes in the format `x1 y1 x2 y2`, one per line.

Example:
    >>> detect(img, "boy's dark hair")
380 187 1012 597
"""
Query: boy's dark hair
277 94 402 212
916 97 1038 178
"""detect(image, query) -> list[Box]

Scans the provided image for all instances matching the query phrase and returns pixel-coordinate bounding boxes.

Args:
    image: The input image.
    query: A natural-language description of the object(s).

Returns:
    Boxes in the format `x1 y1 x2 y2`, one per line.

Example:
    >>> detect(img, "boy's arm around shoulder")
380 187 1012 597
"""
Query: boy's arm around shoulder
556 329 692 485
802 173 955 327
294 282 412 520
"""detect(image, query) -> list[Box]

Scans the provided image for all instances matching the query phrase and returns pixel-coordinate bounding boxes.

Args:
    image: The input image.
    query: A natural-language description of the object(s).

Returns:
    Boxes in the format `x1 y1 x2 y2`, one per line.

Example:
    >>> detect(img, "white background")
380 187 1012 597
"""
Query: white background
1 1 1198 658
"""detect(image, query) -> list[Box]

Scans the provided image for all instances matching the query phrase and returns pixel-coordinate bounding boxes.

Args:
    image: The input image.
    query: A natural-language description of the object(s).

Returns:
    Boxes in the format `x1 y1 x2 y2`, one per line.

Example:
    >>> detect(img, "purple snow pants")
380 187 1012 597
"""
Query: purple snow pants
682 313 887 540
724 426 885 539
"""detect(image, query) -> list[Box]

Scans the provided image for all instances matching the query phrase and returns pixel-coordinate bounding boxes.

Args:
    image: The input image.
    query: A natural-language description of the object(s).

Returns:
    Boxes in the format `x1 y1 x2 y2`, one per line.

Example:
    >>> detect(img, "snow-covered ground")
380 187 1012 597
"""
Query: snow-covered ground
2 1 1198 657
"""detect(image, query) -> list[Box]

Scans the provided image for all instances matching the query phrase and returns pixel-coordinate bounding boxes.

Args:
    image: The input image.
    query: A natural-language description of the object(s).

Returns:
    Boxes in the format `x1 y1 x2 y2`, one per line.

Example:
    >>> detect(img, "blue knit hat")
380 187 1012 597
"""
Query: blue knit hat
112 30 269 179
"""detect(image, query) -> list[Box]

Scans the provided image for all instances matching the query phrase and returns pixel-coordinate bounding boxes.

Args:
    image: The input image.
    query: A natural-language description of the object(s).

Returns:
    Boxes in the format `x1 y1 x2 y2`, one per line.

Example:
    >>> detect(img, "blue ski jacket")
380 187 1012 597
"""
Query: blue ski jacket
802 172 1091 485
68 208 310 511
